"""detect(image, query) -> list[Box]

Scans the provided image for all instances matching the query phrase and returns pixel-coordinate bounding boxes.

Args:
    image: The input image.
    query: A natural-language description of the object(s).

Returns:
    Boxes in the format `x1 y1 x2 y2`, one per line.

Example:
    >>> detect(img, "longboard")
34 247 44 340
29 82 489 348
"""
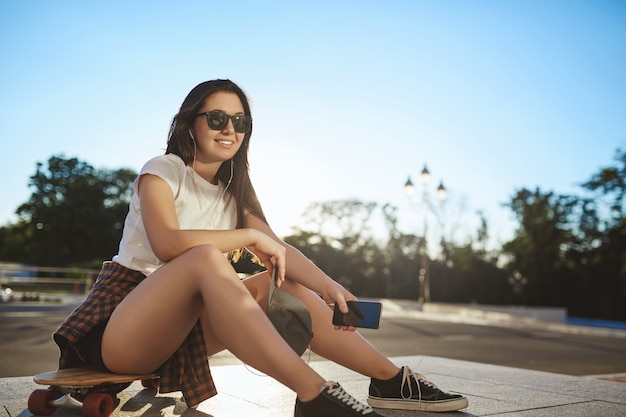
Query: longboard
28 367 159 417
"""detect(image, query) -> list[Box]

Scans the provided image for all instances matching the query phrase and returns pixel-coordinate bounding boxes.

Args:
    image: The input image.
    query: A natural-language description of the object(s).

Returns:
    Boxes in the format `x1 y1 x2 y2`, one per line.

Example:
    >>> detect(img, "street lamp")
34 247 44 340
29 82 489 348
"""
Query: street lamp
404 164 447 304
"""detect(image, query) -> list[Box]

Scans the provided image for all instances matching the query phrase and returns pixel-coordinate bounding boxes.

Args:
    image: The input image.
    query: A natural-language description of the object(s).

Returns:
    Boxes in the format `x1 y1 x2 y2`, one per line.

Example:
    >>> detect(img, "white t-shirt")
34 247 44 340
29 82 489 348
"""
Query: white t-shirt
113 154 238 275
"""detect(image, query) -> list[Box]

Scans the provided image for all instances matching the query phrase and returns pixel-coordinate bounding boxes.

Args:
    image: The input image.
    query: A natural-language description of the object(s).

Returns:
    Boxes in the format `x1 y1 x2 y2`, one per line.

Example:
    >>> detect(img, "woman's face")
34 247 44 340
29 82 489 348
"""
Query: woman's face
191 91 246 164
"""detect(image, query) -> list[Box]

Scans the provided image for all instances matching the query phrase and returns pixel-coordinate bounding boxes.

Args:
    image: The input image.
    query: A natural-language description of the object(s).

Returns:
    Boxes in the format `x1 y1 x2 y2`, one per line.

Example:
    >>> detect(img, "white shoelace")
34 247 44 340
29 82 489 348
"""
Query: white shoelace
400 367 438 401
324 382 374 415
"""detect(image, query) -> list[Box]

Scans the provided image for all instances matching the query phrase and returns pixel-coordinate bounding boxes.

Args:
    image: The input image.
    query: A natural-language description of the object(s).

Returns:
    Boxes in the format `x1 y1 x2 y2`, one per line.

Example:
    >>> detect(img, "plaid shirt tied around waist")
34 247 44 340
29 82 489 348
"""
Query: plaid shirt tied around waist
53 261 216 407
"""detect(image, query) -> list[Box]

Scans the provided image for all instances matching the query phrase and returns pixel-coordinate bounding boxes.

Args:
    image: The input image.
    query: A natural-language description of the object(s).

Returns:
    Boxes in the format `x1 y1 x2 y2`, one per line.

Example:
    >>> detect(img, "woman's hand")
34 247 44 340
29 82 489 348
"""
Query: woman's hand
321 280 359 332
246 230 286 287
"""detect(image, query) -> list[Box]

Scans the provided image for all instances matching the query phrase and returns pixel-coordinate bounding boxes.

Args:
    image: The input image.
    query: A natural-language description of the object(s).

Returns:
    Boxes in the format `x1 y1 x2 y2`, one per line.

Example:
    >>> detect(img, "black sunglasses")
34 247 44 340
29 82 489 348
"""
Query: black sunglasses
196 111 252 133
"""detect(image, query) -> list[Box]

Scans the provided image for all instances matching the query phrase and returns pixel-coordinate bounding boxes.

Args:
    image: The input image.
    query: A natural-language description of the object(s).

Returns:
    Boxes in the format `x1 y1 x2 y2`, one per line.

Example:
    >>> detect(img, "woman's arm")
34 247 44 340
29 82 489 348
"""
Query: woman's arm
139 174 286 275
244 212 357 313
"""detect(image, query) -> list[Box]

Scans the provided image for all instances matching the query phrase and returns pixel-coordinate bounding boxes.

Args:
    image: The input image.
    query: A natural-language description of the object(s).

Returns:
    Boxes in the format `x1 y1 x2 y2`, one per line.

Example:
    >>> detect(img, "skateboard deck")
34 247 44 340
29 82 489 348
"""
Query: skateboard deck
28 367 159 417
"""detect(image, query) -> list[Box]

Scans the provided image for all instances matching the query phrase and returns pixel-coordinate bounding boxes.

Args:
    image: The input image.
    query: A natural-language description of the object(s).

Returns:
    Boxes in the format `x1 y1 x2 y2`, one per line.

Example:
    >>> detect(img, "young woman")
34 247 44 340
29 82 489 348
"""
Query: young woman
54 79 468 416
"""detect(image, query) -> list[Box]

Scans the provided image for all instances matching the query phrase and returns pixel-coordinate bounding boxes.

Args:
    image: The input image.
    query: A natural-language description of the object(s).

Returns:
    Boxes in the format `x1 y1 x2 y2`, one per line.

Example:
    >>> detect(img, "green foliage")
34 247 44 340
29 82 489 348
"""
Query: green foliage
1 150 624 321
582 149 626 220
501 149 626 320
0 155 136 267
284 200 388 297
502 188 575 306
283 150 626 321
431 244 509 304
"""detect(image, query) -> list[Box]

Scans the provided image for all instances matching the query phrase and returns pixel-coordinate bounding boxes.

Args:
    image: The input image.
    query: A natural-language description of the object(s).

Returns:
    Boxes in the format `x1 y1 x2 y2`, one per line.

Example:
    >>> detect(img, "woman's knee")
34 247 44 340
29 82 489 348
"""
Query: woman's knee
182 244 230 271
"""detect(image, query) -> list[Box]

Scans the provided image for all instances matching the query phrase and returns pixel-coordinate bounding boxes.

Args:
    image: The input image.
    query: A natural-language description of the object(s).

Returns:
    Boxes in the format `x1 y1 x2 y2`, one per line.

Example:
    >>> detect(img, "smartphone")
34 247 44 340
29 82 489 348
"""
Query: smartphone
332 300 382 329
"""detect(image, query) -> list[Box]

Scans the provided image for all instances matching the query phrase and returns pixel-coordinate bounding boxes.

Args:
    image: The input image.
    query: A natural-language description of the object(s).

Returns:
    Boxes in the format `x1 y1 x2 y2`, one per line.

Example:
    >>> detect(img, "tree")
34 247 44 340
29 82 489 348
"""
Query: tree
3 149 622 320
429 241 509 304
500 149 626 320
577 149 626 320
502 188 578 307
0 155 136 267
284 200 388 297
380 203 422 299
583 149 626 221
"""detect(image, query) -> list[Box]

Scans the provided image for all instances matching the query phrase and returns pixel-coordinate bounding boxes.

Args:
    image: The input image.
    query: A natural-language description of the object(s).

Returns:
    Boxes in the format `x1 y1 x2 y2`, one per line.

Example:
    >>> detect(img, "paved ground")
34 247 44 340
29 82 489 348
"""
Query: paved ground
2 299 626 416
3 355 626 417
2 299 626 378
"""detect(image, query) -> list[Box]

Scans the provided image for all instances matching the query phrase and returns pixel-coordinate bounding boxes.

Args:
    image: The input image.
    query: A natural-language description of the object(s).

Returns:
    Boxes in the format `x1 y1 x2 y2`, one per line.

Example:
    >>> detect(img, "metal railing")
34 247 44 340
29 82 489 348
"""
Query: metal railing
0 263 100 300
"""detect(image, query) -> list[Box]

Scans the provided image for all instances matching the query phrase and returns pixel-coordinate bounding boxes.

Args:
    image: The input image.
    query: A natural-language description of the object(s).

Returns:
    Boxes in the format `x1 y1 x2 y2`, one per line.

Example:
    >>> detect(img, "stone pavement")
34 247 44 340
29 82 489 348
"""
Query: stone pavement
3 354 626 417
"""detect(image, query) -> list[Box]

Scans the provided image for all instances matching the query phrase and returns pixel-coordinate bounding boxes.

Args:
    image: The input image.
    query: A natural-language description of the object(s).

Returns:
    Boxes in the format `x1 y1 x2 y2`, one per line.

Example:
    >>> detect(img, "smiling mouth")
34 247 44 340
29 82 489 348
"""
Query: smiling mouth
216 140 234 145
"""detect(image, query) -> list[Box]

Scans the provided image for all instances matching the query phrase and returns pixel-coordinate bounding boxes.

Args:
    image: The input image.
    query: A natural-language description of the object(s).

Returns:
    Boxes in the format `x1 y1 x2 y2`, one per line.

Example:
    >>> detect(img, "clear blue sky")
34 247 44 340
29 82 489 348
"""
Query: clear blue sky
1 0 624 252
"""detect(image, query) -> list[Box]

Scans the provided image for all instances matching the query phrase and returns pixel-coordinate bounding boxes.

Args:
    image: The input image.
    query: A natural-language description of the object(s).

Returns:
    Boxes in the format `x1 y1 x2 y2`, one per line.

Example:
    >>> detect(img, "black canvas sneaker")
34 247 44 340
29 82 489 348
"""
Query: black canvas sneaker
368 366 468 412
295 381 383 417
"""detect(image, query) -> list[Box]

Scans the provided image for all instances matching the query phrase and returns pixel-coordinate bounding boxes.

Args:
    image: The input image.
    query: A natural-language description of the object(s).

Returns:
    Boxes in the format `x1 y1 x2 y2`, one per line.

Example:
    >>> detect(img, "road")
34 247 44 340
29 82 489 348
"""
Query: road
1 301 625 378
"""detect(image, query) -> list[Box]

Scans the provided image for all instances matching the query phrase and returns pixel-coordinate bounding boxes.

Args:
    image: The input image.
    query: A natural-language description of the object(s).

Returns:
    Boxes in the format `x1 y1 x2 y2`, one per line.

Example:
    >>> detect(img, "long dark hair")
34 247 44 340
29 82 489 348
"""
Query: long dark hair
166 79 267 228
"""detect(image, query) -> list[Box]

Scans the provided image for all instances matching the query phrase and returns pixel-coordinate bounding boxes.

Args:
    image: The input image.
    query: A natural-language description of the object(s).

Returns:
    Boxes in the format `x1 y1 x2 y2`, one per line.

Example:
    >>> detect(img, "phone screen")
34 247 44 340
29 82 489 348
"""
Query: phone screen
332 300 382 329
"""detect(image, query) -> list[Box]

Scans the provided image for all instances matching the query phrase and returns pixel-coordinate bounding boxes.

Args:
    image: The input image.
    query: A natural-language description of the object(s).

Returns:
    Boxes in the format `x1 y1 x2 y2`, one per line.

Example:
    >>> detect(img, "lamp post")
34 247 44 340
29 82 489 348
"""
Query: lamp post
404 165 447 304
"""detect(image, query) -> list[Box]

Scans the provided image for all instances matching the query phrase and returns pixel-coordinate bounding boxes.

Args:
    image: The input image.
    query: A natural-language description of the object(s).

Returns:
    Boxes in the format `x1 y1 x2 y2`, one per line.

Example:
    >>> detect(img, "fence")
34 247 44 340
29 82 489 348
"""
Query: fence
0 263 99 301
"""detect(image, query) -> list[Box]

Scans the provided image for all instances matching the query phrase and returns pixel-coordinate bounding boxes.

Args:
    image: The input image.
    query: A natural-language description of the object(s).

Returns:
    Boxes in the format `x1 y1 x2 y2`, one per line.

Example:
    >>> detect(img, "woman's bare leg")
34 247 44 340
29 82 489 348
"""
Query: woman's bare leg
202 271 271 357
101 245 325 401
200 271 400 380
280 279 400 381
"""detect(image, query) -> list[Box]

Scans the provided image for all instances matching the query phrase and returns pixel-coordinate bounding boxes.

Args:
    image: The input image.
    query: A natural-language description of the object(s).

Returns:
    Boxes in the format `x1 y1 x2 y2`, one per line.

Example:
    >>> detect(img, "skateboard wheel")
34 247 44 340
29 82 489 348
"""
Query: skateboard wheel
141 377 160 390
28 388 62 416
82 393 114 417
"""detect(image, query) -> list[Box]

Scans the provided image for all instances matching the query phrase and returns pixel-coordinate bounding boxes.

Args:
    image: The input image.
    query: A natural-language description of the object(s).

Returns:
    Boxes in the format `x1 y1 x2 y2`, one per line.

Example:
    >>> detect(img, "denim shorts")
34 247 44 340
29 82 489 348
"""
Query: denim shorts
76 320 110 372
